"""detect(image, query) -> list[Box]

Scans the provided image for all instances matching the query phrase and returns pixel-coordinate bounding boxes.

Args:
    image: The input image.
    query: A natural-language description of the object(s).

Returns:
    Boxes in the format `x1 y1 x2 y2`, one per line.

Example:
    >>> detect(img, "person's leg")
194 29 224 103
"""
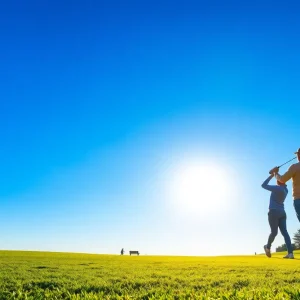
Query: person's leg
278 212 293 254
293 199 300 222
266 210 279 250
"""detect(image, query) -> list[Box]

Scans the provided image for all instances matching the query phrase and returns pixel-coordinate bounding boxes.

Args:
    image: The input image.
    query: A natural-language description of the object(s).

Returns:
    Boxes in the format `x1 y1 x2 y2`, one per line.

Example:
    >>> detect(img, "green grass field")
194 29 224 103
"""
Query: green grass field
1 250 300 299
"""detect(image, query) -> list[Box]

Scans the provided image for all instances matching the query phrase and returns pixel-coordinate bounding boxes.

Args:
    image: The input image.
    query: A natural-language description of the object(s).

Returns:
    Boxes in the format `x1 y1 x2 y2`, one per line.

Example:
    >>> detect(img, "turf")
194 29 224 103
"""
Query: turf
1 250 300 299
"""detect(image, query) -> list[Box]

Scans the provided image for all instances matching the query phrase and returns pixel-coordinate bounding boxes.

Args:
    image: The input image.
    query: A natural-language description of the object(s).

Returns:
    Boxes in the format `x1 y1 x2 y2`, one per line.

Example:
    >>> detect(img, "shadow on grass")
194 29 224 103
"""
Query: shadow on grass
269 257 300 260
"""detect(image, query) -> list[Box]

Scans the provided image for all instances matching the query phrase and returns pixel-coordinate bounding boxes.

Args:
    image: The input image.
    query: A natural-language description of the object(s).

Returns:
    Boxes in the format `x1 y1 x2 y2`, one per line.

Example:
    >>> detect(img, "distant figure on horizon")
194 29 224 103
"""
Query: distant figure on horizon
261 173 294 259
270 148 300 223
121 248 124 255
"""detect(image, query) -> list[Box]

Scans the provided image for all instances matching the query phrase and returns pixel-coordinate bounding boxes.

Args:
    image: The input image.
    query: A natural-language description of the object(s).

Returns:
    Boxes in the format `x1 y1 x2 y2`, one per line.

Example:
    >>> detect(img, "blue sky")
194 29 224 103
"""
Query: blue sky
0 0 300 255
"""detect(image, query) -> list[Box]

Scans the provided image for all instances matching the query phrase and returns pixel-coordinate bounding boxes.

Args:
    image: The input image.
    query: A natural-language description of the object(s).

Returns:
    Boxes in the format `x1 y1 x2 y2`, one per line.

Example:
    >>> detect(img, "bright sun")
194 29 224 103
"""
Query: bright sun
169 162 232 217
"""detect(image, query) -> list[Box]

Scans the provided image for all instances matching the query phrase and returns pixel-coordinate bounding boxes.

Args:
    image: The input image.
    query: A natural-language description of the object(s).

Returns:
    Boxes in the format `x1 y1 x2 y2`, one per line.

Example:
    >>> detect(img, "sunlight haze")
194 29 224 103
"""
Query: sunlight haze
1 1 300 256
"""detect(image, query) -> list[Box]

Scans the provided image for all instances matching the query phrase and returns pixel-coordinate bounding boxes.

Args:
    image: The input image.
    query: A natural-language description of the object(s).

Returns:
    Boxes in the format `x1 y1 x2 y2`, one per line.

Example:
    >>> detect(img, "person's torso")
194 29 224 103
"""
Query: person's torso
269 185 288 211
292 162 300 200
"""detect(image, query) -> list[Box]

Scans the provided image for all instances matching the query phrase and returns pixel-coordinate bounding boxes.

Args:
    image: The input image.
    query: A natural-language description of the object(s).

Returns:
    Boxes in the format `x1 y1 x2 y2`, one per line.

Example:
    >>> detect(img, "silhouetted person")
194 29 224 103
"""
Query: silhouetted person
121 248 124 255
270 148 300 223
262 173 294 259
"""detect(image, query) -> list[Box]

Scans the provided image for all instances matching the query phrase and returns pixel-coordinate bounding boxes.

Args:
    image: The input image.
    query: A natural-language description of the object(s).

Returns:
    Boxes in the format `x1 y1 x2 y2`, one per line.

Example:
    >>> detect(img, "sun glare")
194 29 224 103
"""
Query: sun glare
169 162 232 217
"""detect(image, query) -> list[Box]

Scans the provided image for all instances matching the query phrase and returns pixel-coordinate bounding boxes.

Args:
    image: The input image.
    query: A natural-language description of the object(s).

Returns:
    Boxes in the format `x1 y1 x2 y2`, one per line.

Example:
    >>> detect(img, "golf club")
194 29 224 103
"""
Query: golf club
278 157 297 168
269 157 296 174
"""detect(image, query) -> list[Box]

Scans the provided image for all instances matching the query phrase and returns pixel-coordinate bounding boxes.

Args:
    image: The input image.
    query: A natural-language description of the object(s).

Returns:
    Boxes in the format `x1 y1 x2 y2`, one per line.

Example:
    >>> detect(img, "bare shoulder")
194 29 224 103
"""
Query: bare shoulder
291 162 300 171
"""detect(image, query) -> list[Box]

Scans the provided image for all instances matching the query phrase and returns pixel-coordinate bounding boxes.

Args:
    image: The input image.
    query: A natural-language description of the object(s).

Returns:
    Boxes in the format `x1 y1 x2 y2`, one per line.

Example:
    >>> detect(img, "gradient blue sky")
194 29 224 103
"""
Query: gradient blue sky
1 0 300 255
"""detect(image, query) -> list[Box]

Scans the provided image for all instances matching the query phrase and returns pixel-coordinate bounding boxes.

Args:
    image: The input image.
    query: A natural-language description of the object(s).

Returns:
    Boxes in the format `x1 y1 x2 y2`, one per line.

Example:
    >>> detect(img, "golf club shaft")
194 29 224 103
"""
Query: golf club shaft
269 157 296 174
278 157 296 168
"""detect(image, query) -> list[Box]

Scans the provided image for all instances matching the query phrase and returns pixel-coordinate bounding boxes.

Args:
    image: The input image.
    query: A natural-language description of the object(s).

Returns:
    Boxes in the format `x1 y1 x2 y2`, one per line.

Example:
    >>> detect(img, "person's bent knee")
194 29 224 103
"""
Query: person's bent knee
281 231 288 237
280 228 288 236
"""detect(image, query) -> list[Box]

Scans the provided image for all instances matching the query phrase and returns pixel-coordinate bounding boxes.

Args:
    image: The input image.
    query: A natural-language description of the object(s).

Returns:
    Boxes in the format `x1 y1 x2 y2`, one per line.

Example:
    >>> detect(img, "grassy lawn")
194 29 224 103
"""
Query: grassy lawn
1 250 300 299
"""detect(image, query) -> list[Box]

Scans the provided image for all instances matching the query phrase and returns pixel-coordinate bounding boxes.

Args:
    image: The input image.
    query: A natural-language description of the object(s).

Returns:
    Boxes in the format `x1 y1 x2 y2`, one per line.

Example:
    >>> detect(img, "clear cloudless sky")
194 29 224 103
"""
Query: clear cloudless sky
1 0 300 255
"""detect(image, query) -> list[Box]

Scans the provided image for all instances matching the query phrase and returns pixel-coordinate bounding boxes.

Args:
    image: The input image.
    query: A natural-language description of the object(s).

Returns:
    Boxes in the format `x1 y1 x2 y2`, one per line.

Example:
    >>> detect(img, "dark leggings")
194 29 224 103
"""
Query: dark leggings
293 199 300 222
267 209 293 254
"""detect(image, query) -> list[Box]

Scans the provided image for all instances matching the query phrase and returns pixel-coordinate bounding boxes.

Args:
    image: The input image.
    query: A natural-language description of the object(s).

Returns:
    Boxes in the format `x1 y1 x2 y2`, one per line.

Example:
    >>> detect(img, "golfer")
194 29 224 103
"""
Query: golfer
261 174 294 259
270 148 300 222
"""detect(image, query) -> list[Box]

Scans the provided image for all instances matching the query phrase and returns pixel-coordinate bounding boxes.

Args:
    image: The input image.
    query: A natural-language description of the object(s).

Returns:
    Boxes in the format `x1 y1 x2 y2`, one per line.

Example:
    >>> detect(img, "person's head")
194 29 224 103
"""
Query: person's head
295 148 300 162
277 180 286 186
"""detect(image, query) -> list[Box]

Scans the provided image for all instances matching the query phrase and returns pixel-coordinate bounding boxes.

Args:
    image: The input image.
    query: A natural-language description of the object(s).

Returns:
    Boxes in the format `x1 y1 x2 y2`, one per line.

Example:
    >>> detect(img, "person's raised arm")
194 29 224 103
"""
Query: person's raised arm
261 174 276 191
274 165 295 183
